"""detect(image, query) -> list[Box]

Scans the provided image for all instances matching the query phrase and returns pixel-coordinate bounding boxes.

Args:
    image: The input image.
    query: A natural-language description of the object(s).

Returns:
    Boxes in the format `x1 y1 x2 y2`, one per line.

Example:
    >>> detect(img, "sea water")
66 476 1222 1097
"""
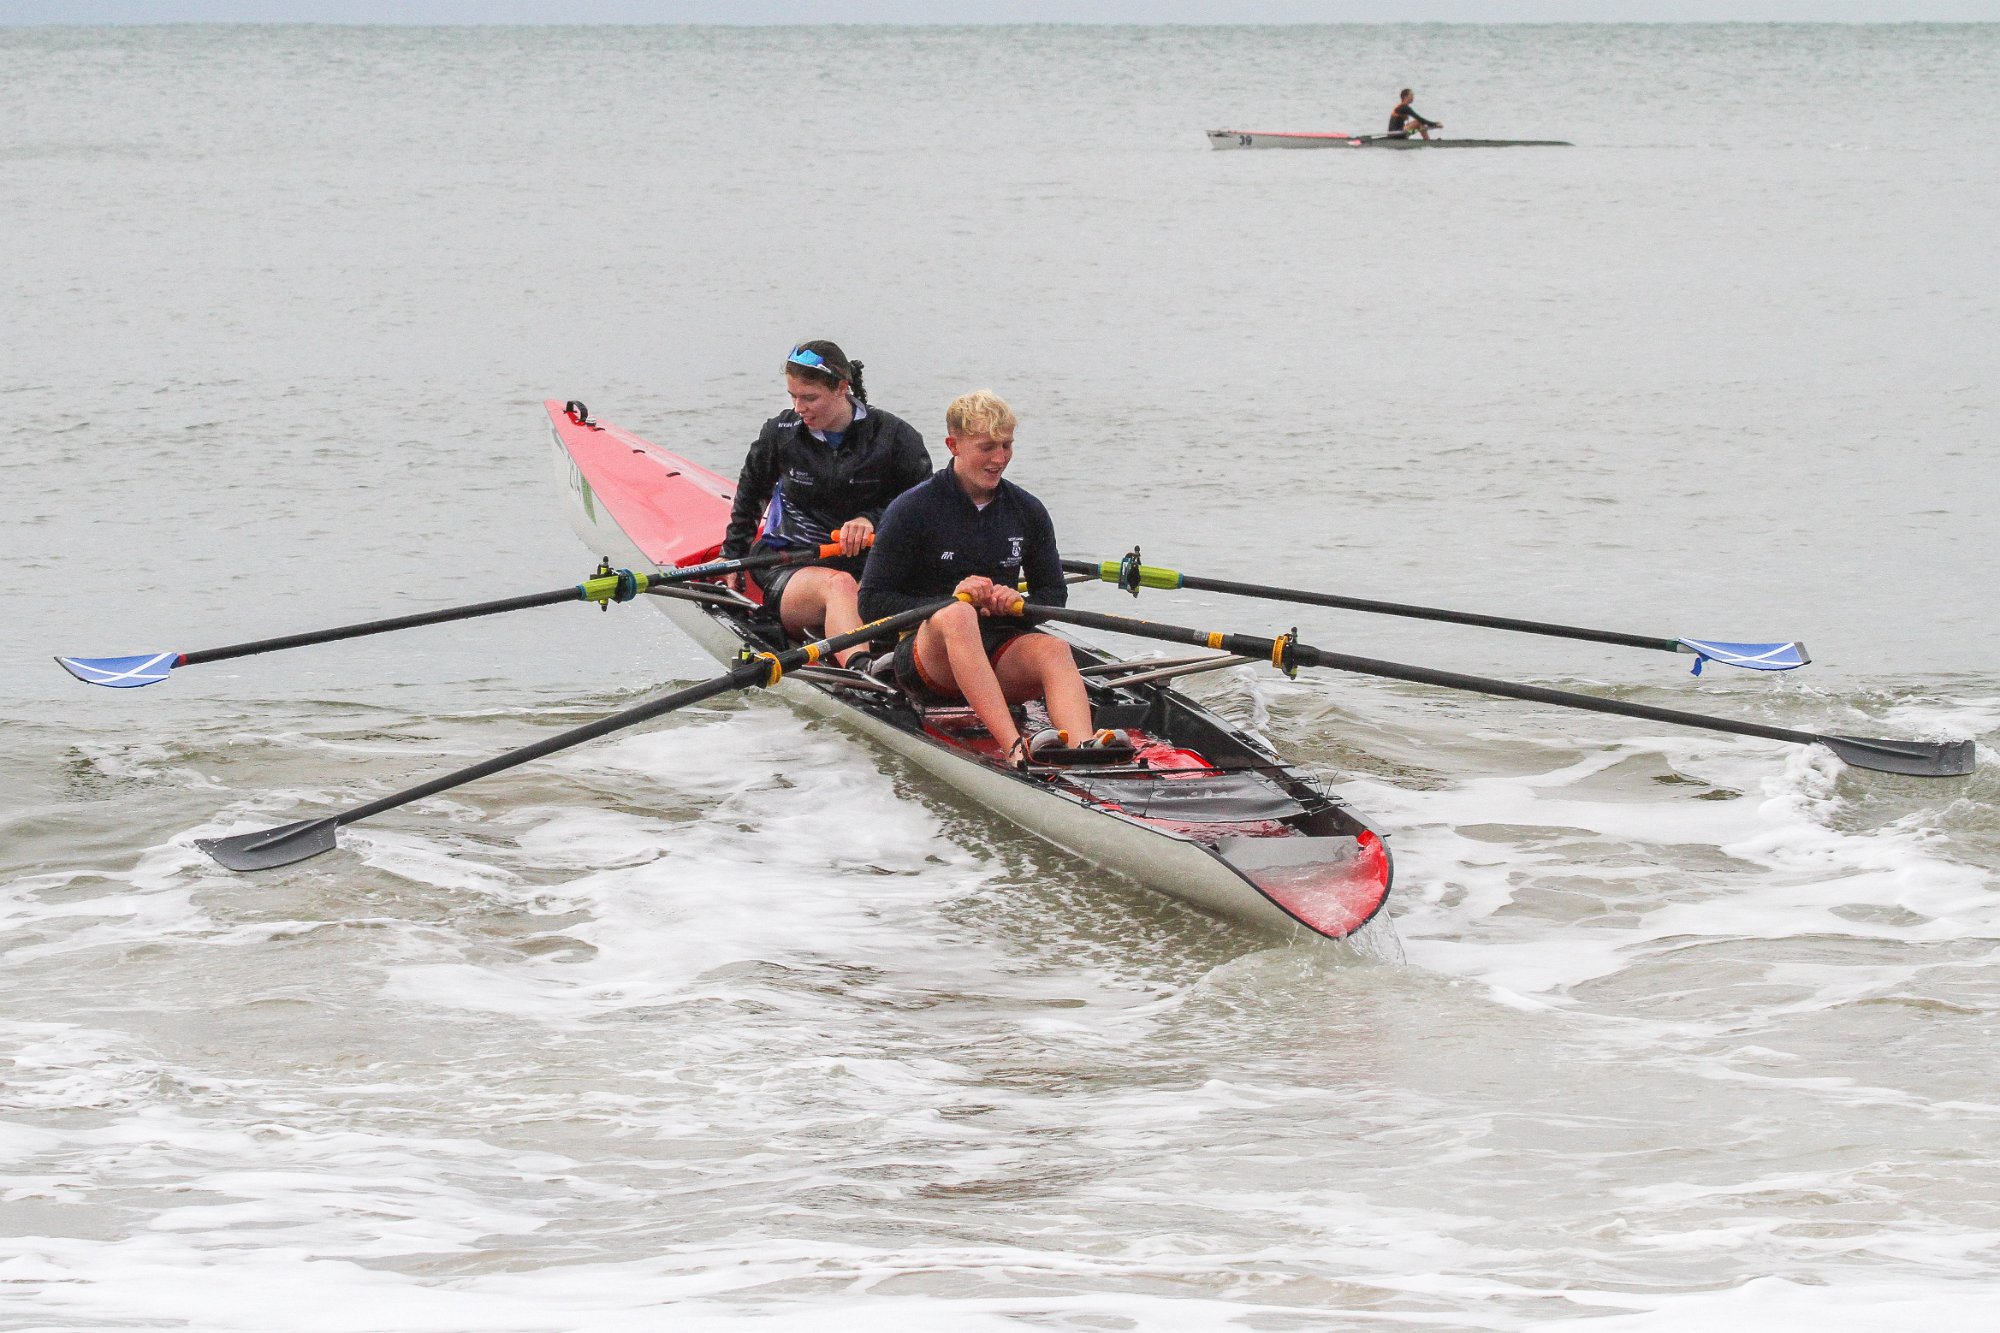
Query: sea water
2 21 1997 1330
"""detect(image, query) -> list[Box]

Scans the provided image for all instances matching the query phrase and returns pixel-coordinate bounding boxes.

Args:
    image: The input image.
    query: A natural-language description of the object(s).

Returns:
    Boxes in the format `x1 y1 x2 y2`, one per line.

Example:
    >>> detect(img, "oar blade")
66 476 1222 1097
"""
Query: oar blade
55 652 180 688
1677 639 1810 674
196 817 340 871
1820 735 1977 778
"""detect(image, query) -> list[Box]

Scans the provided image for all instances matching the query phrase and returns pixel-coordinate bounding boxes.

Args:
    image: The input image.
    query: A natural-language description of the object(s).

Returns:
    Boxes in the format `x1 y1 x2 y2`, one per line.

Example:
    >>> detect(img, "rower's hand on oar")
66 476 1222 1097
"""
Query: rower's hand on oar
836 518 875 559
954 577 1016 617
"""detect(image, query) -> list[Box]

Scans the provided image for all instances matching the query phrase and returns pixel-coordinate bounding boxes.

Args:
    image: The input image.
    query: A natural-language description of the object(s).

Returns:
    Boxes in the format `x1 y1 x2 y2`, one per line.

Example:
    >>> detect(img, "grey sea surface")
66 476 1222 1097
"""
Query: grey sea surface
3 21 1998 1331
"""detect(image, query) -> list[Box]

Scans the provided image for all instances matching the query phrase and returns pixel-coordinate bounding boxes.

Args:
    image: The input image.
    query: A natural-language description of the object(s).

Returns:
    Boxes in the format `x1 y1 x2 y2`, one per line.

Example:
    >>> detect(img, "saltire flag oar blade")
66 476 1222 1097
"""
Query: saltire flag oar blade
1010 601 1974 779
1676 638 1810 674
57 543 853 690
196 594 960 873
1067 554 1810 674
55 651 182 688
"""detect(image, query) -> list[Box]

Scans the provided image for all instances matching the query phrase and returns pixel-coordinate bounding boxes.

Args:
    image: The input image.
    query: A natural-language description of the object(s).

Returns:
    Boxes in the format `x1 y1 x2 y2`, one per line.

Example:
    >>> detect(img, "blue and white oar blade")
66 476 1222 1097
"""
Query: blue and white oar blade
55 651 181 688
1676 639 1810 675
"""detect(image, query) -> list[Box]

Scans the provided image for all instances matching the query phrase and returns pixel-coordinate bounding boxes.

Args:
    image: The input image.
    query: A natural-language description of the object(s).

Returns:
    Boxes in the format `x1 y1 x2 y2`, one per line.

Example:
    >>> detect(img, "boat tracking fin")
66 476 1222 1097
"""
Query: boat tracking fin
197 817 341 872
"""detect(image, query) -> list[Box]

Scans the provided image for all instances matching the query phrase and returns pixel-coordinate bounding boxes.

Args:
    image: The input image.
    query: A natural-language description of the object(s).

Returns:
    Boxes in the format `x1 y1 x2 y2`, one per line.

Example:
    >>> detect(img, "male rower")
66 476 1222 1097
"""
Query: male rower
1388 88 1441 140
858 390 1119 769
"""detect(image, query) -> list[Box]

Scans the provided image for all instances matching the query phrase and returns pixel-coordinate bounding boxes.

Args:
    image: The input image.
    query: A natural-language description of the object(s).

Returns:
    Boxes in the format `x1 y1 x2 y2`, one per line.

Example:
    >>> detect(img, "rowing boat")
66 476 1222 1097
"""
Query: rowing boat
546 399 1394 944
1208 129 1572 150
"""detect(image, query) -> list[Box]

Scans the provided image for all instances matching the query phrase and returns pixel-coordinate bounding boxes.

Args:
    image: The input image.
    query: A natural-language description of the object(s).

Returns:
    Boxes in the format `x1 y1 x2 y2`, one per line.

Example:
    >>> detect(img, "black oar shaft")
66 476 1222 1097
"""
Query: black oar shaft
180 588 583 667
336 670 756 828
1190 575 1671 653
1016 604 1971 777
328 596 948 823
144 545 845 676
200 596 958 871
1063 559 1675 653
1026 603 1806 741
1285 644 1813 747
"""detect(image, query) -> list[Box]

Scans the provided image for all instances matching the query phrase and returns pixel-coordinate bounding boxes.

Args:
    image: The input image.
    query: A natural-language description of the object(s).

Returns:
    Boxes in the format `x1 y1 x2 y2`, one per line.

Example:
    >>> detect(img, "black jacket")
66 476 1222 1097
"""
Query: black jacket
721 403 931 559
858 463 1069 620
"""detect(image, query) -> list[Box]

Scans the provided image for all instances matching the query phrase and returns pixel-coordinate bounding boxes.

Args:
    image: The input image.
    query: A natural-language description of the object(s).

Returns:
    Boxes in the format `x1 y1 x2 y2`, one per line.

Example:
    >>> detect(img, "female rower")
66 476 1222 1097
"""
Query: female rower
720 340 932 665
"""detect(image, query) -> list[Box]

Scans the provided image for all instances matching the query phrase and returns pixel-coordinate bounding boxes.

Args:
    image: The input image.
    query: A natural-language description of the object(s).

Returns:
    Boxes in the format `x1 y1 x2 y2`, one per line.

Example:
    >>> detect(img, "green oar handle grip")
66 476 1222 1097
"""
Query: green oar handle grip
577 570 651 604
1093 560 1182 591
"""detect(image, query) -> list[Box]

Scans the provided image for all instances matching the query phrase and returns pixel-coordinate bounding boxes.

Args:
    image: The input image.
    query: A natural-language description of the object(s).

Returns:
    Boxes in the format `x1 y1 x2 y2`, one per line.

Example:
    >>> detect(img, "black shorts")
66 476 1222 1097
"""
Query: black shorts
750 552 865 610
891 620 1035 704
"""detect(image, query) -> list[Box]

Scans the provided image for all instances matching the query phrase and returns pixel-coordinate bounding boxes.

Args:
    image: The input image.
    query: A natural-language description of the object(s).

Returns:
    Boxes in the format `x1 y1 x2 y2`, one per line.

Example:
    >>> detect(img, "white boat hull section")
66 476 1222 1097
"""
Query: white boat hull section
551 423 1337 941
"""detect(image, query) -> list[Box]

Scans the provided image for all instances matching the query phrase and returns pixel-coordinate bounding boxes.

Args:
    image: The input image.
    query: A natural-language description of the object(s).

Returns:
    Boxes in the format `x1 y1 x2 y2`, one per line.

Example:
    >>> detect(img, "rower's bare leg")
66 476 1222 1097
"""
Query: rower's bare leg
778 568 867 665
913 603 1022 753
994 633 1093 739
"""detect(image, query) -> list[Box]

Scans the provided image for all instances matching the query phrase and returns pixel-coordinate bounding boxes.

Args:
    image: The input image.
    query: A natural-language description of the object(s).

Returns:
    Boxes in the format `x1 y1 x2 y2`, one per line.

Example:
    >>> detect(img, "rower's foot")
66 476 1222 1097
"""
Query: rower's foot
1012 728 1137 769
1006 728 1071 771
1026 728 1070 763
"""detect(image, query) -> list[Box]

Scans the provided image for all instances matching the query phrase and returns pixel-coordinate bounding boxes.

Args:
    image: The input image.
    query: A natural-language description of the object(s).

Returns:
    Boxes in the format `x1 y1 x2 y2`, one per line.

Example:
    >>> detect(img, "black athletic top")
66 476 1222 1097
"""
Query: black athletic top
1389 103 1434 132
857 463 1069 621
721 401 932 560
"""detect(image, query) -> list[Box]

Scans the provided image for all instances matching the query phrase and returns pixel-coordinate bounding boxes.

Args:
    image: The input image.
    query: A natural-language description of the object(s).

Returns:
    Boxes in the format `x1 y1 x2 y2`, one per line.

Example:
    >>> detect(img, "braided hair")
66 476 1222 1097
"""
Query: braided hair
785 339 869 403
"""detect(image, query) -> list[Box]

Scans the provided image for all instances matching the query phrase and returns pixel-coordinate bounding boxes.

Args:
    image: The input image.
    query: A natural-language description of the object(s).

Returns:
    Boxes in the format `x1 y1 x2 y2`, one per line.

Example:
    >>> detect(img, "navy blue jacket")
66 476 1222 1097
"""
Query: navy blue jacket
858 463 1069 620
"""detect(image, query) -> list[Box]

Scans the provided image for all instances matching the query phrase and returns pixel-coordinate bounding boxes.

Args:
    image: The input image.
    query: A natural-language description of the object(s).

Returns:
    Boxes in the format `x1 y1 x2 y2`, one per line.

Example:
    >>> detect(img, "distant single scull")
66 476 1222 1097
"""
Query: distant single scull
1208 129 1572 149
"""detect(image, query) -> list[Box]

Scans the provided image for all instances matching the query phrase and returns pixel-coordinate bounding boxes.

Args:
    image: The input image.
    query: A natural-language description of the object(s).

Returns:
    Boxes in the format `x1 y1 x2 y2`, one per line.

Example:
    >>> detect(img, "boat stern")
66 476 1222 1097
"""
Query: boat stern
1214 830 1392 939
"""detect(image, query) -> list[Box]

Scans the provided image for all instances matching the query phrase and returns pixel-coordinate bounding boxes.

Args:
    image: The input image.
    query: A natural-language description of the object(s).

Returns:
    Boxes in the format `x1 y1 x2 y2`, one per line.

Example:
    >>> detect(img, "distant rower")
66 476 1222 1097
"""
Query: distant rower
1388 88 1441 140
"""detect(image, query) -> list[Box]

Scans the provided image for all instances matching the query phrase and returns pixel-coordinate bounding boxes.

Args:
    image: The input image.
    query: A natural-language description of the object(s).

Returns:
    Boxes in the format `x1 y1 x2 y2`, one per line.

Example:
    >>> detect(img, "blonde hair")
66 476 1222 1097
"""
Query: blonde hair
945 389 1016 439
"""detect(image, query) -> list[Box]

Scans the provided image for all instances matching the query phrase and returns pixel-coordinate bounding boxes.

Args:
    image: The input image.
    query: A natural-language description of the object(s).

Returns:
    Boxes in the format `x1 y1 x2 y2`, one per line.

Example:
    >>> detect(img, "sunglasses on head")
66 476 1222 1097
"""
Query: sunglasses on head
788 346 841 375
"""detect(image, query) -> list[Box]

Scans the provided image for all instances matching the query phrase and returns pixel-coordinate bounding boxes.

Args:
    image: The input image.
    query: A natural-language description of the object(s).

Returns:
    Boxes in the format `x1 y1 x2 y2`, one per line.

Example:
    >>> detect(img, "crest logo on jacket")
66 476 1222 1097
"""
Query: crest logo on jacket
1008 536 1024 564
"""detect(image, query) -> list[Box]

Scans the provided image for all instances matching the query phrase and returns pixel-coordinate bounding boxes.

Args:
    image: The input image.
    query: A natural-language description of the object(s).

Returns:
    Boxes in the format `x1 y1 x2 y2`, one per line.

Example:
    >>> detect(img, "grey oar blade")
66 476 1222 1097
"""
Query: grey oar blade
196 817 340 871
1820 735 1977 777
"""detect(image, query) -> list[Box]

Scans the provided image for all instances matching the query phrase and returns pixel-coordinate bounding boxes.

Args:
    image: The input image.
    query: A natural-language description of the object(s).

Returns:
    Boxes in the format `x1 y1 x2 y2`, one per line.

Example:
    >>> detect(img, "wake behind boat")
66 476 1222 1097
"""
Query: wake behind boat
1208 129 1572 150
547 400 1396 944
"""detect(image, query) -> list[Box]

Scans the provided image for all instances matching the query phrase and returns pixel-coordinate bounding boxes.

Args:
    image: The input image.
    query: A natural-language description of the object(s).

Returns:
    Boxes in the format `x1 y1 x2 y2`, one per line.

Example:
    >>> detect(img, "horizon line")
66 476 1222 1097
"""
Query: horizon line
3 16 1993 23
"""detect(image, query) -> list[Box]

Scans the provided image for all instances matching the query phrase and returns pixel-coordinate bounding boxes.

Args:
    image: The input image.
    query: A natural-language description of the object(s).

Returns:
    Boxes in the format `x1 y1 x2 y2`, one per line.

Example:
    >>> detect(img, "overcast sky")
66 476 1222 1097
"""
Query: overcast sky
3 1 1996 22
